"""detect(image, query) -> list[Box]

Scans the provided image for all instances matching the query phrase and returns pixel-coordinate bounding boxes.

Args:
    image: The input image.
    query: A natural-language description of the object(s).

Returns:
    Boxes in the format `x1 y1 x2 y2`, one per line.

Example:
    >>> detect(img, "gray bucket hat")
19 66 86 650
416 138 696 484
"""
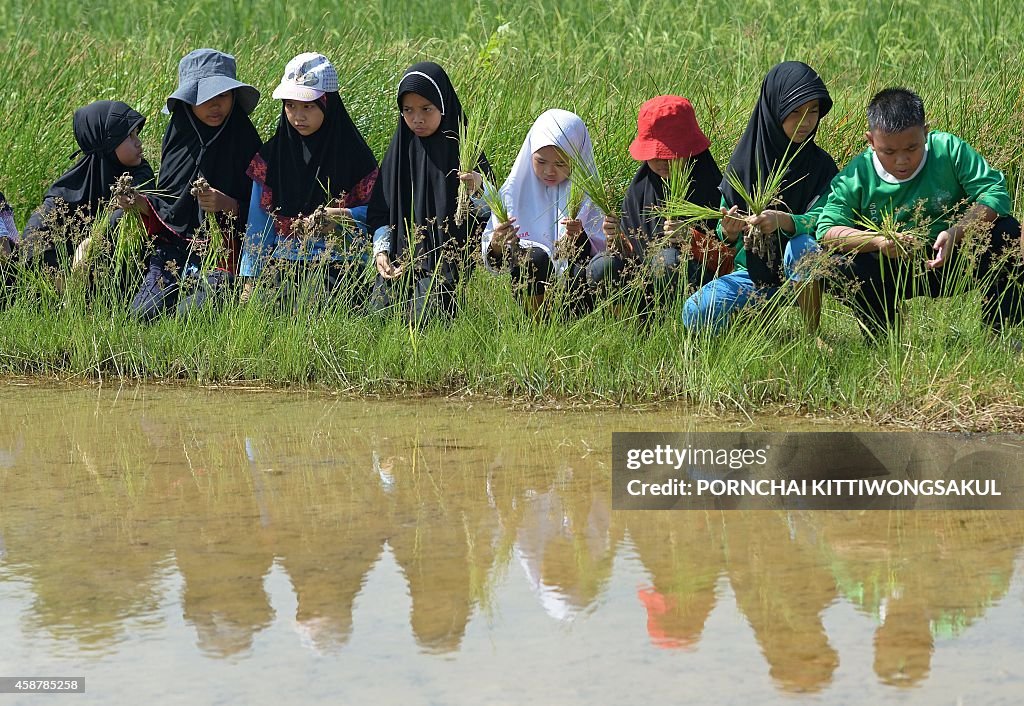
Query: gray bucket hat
163 48 260 115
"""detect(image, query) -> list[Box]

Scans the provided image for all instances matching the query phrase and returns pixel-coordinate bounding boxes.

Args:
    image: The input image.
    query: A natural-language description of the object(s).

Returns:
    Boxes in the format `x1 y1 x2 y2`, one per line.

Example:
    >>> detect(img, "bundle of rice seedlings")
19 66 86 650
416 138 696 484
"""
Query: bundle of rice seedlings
561 144 629 254
850 209 926 260
110 172 147 273
84 204 112 266
454 117 490 226
479 175 509 225
567 173 584 220
288 204 332 241
191 176 226 274
653 160 725 249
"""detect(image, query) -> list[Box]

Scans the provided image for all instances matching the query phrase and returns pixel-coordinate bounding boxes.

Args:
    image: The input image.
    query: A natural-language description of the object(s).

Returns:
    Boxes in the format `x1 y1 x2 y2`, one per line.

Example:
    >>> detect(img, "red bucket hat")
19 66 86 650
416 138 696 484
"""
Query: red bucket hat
629 95 710 161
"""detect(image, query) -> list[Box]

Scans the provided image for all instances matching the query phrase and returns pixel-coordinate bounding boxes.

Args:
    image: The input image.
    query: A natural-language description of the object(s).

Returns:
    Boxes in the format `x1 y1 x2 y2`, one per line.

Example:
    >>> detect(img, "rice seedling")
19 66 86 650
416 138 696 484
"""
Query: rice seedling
454 117 490 226
190 176 226 276
109 172 148 275
848 208 927 260
478 174 509 225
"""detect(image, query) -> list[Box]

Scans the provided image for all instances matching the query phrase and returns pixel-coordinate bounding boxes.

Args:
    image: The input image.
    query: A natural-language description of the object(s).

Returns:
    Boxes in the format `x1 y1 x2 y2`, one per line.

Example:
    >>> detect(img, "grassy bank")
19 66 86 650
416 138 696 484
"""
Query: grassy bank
1 0 1024 427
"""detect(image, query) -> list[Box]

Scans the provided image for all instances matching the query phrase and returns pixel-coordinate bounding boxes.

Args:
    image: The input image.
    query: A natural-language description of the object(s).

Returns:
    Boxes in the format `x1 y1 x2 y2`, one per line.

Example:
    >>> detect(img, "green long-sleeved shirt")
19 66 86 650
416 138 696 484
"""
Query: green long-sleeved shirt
815 131 1010 245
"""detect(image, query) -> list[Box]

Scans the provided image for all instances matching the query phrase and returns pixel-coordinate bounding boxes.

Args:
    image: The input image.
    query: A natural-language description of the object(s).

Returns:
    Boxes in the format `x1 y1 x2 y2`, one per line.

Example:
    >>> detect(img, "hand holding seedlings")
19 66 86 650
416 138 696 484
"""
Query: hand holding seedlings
324 207 353 230
720 205 747 242
111 172 151 215
749 209 794 235
663 218 686 245
876 232 917 259
555 218 585 260
458 171 483 195
375 251 404 280
190 177 238 216
602 215 620 240
489 217 520 254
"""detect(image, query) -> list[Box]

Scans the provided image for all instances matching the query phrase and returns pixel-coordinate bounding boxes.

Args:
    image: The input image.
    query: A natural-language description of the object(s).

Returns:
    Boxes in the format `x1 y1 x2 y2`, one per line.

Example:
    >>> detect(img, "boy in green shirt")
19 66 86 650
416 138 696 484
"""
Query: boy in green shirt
817 87 1023 337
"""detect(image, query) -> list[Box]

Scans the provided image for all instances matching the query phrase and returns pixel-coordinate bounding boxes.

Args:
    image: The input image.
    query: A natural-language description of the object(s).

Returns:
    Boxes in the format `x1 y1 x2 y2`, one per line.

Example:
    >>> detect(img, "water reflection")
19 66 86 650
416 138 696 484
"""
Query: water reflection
0 386 1022 702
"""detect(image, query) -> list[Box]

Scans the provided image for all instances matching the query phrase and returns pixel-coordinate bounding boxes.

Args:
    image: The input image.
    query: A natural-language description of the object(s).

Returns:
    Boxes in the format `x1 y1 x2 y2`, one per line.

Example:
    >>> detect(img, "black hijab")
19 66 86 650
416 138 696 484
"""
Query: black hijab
257 92 377 227
149 94 262 239
44 100 155 211
721 61 838 285
621 149 722 248
720 61 837 216
366 62 492 272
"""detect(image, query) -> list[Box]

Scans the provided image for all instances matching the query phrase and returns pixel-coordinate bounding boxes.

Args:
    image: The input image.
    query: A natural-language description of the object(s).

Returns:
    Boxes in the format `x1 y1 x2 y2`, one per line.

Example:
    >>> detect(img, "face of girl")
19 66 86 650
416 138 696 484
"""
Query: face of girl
114 128 143 167
531 145 571 187
647 158 675 180
191 90 234 128
400 92 442 138
781 99 821 144
284 100 325 136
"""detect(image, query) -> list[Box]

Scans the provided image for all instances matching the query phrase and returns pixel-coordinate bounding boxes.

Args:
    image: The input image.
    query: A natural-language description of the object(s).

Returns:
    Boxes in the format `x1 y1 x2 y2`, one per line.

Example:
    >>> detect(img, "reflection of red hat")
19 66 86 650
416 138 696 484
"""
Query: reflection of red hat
629 95 710 161
637 586 697 651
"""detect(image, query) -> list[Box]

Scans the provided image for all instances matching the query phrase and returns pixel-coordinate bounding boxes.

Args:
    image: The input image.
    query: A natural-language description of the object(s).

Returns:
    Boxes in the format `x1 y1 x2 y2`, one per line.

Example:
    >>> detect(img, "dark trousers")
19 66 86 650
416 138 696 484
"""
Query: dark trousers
370 269 460 327
131 242 231 320
489 244 595 316
831 215 1024 335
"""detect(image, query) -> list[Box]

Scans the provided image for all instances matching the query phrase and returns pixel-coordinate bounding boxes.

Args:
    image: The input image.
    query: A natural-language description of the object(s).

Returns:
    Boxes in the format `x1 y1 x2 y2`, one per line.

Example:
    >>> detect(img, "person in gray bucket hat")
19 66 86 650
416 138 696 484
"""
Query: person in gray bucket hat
115 47 262 320
163 48 260 116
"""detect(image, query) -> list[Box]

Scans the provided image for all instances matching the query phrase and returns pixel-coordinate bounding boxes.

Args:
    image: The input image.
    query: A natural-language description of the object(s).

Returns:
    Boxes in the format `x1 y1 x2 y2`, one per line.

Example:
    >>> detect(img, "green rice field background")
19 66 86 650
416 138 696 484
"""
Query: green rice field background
1 0 1023 428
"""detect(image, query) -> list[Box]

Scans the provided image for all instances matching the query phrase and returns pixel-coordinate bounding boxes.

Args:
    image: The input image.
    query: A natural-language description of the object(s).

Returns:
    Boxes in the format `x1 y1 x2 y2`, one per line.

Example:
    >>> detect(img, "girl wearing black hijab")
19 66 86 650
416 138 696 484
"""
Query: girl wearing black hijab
126 48 262 320
683 62 838 334
366 61 493 326
240 52 378 308
21 100 154 270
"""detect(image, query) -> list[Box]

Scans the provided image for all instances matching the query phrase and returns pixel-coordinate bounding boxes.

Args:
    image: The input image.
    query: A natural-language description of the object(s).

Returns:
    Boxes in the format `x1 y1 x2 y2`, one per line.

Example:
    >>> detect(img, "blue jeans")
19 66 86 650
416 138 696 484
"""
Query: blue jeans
682 234 819 334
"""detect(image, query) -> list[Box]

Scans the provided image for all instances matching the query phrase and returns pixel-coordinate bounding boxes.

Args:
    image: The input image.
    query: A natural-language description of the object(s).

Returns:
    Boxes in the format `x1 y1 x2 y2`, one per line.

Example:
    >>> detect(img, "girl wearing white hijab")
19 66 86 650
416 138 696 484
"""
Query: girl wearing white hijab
483 109 605 315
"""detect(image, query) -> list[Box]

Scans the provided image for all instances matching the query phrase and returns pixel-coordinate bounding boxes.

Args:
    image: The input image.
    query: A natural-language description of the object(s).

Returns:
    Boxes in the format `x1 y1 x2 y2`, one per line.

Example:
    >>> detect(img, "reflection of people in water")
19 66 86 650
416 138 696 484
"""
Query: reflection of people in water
511 465 619 622
0 393 171 650
166 430 277 658
244 429 392 655
725 512 839 693
628 512 724 649
383 433 502 653
804 510 1024 687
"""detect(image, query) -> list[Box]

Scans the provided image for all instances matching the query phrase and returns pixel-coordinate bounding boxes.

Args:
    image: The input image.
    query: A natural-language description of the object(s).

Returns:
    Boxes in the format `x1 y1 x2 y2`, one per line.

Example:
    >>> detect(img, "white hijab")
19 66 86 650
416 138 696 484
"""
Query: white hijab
483 109 605 268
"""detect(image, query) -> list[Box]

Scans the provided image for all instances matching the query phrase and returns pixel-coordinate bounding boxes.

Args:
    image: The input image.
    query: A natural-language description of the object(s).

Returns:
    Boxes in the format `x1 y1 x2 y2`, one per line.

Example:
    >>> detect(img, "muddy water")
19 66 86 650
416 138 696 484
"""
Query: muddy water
0 386 1021 705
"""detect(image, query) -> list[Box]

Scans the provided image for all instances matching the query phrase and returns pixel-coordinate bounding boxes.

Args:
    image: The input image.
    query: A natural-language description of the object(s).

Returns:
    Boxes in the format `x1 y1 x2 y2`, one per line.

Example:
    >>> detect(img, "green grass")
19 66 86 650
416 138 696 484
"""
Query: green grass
2 0 1024 428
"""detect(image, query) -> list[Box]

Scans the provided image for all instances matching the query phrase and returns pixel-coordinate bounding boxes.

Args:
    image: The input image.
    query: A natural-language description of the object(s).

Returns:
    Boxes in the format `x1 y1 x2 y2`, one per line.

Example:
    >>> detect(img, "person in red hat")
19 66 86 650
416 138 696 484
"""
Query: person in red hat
592 95 728 315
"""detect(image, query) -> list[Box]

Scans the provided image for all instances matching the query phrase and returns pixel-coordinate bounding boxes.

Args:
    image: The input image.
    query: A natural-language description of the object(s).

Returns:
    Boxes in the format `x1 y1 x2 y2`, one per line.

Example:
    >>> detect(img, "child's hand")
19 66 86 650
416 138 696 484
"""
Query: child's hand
0 237 13 260
749 209 793 235
602 215 620 240
458 171 483 195
663 218 686 245
875 233 915 258
561 217 583 237
925 230 952 269
194 185 239 216
490 217 519 254
375 251 403 279
115 193 136 211
239 279 254 304
72 237 91 268
721 206 748 242
324 207 352 232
